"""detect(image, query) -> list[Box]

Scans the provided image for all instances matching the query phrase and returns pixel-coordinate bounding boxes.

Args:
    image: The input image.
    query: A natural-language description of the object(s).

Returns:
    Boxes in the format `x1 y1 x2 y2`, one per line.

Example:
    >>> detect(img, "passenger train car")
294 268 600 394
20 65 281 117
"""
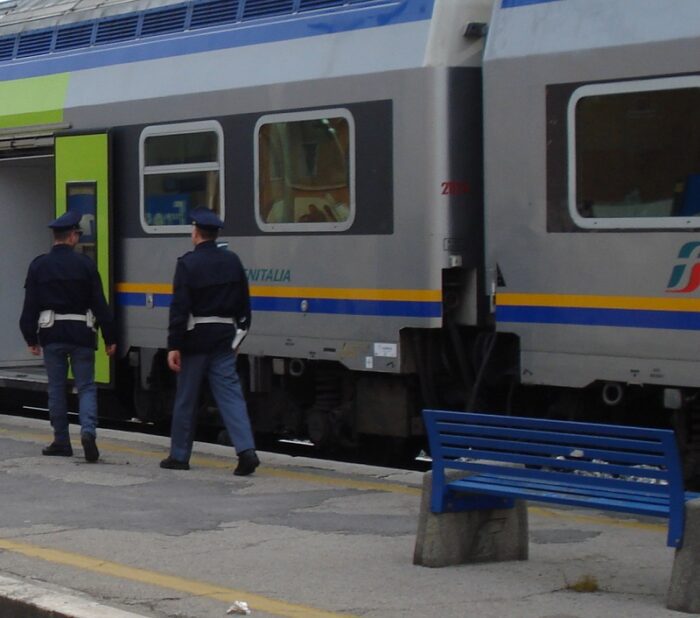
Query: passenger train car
0 0 698 478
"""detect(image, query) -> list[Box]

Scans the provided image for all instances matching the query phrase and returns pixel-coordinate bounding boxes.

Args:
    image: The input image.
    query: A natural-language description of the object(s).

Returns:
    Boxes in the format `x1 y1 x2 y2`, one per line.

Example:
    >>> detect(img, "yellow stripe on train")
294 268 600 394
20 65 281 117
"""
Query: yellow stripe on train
117 282 442 302
496 293 700 312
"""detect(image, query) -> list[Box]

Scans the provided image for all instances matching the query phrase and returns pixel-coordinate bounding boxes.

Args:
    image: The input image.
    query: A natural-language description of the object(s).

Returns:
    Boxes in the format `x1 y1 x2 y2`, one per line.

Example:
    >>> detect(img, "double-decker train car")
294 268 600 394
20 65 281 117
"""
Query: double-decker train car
0 0 698 478
485 0 700 478
0 0 490 452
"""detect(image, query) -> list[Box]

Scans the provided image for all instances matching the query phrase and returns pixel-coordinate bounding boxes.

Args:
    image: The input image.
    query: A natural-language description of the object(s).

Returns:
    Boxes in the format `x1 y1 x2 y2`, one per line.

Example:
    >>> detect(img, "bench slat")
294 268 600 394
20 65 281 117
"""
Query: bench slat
438 433 671 467
439 456 671 495
435 420 670 455
431 410 675 441
452 473 672 506
440 446 671 482
448 476 672 518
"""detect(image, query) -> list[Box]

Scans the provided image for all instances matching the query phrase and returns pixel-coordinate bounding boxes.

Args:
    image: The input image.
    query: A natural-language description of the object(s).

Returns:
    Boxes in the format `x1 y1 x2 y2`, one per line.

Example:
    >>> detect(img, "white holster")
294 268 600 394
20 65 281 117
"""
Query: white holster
232 328 248 351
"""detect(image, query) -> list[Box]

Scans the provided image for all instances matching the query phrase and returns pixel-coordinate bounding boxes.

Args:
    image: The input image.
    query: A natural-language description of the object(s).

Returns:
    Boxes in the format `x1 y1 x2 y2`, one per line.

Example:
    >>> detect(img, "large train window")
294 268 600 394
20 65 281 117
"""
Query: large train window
569 78 700 229
254 109 355 232
139 120 224 234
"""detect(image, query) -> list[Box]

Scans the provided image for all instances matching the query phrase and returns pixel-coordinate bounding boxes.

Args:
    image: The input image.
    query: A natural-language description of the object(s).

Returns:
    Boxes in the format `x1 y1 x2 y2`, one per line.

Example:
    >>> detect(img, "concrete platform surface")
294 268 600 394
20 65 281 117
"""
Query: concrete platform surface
0 414 689 617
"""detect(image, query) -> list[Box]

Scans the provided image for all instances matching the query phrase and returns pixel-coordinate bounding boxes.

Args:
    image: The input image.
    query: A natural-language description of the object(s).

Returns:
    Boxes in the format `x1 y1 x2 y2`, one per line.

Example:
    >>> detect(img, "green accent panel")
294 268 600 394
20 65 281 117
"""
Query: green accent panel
55 133 112 384
0 73 69 129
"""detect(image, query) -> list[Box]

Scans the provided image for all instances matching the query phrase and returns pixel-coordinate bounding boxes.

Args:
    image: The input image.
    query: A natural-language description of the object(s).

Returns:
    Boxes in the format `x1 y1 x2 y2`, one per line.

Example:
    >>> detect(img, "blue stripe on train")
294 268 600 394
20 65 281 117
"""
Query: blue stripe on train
117 292 173 308
117 292 442 318
497 305 700 331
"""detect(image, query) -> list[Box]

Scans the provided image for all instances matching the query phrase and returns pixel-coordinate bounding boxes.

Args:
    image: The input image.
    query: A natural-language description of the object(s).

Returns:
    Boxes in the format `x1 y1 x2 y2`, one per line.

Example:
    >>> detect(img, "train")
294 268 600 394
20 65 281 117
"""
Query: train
0 0 699 479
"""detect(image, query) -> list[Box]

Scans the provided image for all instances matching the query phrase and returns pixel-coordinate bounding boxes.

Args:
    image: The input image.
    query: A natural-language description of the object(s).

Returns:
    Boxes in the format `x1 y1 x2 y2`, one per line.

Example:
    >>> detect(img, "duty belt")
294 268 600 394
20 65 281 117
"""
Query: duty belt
56 314 89 321
38 309 96 331
186 315 235 331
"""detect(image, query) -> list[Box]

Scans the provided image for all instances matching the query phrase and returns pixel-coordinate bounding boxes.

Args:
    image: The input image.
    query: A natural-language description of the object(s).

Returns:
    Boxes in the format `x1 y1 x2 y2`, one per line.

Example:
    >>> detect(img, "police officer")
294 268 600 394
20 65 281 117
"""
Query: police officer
160 207 259 476
19 211 117 462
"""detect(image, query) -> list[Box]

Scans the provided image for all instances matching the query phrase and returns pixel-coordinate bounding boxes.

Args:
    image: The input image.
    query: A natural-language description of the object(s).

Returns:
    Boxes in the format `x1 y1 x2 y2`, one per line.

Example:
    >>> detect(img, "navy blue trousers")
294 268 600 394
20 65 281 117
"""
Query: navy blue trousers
169 349 255 462
43 343 97 444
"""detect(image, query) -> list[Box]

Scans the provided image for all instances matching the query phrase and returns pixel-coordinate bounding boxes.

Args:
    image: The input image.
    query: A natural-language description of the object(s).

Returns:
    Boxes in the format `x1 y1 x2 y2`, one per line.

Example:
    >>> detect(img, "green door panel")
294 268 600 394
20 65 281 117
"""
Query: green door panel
55 133 112 385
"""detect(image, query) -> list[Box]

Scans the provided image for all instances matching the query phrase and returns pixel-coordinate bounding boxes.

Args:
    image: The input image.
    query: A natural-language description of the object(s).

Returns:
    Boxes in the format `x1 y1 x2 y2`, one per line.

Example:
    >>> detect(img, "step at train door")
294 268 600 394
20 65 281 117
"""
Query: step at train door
54 132 112 385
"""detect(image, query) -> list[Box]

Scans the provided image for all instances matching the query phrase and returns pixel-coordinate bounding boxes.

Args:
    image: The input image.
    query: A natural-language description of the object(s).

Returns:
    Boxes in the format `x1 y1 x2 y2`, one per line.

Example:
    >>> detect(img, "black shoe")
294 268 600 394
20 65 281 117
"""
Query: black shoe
42 442 73 457
81 433 99 463
234 449 260 476
160 456 190 470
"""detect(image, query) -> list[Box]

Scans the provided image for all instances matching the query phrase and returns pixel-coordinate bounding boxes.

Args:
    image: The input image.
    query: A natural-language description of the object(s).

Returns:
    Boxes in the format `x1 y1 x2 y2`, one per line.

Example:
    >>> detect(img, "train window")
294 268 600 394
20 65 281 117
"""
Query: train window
569 78 700 229
139 120 224 234
254 109 355 232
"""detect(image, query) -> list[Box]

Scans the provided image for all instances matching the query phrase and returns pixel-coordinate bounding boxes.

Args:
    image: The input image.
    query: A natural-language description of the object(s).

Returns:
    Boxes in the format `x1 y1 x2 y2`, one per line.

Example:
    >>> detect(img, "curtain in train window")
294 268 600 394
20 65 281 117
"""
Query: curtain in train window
572 84 700 228
140 121 224 233
256 110 354 232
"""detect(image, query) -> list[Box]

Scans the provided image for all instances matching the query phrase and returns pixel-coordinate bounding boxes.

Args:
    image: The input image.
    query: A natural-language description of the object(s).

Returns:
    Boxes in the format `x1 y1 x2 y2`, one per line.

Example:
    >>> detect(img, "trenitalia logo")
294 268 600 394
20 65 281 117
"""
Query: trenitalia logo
667 242 700 293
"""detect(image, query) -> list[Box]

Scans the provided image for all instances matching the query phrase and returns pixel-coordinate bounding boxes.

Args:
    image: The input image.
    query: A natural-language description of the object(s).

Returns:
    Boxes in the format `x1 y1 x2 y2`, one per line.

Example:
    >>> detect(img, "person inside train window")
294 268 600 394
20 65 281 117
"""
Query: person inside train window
141 123 223 232
678 174 700 216
258 114 352 228
573 85 700 224
19 210 117 462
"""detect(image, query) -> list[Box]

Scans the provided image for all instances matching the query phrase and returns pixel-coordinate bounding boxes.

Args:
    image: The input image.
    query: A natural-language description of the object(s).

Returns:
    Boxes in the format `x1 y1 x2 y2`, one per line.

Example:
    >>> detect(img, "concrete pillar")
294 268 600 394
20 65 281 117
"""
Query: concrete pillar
413 470 529 567
667 498 700 613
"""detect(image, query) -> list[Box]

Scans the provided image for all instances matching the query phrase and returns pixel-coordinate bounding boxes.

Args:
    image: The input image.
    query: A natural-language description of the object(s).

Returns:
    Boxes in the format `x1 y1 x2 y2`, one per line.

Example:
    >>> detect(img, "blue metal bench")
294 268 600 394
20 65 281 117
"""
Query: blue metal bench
423 409 700 548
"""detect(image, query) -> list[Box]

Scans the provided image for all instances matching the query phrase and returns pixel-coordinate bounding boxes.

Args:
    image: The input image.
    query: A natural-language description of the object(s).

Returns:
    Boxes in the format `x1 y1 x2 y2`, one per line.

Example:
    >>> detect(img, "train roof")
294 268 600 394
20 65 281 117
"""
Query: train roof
0 0 181 34
0 0 436 65
0 0 440 39
0 0 492 81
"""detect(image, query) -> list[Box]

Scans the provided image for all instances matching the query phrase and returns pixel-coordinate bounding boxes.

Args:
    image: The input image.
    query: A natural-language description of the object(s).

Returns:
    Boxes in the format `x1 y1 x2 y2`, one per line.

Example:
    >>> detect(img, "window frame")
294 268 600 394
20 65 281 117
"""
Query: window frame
139 120 225 234
567 76 700 230
254 108 356 233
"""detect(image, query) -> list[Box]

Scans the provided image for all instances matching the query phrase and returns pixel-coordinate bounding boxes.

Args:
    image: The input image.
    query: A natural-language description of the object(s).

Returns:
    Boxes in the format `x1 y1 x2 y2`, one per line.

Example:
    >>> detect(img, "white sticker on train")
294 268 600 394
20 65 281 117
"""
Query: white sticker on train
373 343 397 358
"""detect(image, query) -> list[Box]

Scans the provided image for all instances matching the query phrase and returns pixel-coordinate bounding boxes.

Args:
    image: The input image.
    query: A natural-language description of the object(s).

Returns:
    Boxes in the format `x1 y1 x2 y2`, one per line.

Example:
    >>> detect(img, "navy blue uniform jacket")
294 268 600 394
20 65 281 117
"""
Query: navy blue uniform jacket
168 240 251 354
19 244 116 349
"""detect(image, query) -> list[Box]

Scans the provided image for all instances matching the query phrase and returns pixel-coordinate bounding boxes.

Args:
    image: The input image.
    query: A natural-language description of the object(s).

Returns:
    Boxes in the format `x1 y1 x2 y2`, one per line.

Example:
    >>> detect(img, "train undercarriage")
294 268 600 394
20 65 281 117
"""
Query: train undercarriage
122 326 700 485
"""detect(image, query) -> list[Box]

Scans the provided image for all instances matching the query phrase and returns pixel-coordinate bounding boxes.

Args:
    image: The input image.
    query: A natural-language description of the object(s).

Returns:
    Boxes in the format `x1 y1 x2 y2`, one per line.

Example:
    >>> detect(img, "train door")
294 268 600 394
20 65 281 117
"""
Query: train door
55 133 112 384
0 152 54 386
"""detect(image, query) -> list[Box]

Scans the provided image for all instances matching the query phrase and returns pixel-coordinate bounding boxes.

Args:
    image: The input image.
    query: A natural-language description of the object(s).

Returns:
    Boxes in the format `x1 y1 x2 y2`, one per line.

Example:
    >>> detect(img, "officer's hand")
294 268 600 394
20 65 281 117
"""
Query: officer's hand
168 350 181 373
28 345 41 356
105 344 117 357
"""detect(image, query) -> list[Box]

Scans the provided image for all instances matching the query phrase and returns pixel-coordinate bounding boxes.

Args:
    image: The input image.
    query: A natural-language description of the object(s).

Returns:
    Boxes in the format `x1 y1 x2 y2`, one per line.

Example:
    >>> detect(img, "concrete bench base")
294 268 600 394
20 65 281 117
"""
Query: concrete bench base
667 498 700 614
414 472 700 615
413 470 528 567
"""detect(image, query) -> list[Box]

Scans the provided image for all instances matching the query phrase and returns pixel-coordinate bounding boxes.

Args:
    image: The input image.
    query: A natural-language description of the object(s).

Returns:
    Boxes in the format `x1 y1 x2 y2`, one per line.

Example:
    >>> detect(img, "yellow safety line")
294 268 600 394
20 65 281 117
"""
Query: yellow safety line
0 537 355 618
1 428 421 496
528 506 666 535
1 426 666 532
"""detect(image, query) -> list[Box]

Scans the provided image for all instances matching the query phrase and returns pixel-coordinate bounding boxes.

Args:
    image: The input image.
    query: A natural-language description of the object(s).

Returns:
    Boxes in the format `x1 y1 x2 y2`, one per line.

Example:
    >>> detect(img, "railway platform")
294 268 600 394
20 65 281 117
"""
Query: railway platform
0 414 689 618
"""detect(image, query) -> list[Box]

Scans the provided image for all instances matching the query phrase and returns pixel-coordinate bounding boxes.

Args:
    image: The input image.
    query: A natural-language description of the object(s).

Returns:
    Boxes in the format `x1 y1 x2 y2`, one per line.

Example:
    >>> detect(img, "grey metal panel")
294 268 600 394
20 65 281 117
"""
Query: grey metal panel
424 0 492 68
522 349 700 390
110 61 485 369
63 21 433 112
485 0 700 61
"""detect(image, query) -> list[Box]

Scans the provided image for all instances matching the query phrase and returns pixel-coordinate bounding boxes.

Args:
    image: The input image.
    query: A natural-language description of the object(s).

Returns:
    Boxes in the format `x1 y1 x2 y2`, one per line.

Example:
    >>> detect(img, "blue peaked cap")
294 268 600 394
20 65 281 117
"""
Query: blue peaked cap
190 207 223 230
48 210 82 230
